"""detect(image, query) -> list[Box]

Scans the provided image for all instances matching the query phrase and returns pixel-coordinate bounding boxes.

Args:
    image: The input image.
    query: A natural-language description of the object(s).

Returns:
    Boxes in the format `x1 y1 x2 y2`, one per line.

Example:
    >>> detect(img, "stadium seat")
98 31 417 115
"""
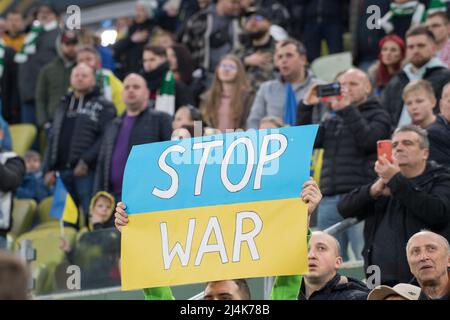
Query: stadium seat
8 198 37 239
311 52 354 83
9 124 37 157
37 196 58 224
16 227 77 295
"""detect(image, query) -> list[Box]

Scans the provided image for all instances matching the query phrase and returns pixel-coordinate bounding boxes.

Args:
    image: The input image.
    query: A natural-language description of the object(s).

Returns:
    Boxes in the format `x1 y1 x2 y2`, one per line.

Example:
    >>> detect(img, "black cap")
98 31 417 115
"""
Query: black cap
244 6 271 21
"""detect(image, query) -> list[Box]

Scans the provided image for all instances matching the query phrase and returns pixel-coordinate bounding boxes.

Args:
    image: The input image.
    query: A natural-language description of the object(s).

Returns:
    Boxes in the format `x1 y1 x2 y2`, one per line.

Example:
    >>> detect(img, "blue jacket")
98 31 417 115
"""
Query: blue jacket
16 171 52 202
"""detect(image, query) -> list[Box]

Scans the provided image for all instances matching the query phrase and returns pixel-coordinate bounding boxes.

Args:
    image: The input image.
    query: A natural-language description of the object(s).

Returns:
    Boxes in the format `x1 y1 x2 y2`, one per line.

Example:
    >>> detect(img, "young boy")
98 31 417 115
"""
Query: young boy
402 79 437 129
16 151 52 202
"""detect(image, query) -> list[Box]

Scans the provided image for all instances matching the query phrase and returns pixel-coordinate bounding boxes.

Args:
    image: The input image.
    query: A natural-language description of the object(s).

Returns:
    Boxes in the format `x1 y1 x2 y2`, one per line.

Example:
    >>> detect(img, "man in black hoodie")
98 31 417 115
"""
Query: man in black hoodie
299 231 369 300
43 63 116 224
297 68 392 261
338 125 450 285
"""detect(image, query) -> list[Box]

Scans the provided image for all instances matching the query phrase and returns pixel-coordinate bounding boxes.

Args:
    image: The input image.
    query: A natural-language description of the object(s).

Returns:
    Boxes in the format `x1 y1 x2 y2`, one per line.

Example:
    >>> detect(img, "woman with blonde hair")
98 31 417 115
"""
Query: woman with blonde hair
200 54 255 132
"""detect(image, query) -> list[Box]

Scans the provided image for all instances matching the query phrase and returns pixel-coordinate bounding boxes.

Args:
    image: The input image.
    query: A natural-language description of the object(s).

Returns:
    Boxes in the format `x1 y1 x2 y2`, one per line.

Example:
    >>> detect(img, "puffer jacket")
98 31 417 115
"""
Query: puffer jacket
43 89 116 172
297 98 392 196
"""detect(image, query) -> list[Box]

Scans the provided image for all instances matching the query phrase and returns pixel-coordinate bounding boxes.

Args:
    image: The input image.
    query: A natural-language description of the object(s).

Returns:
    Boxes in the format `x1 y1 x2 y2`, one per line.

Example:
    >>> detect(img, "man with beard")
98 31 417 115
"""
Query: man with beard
382 25 450 128
237 7 278 91
140 45 193 116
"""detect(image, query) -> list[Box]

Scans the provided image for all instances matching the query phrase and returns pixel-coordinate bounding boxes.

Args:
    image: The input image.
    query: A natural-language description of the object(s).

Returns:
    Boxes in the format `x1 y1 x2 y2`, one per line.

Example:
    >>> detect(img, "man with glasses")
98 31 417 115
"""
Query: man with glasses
238 7 278 91
338 125 450 286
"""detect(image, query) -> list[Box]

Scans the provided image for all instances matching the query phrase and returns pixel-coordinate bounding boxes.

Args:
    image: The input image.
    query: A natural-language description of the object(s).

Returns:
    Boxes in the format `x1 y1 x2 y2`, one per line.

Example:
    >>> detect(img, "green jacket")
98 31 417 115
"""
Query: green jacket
142 230 311 300
35 56 74 128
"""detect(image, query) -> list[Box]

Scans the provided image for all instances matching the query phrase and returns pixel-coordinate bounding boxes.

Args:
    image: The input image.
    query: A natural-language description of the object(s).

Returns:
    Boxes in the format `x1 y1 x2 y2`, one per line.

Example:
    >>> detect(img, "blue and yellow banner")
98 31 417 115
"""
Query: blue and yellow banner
121 125 318 290
49 175 78 225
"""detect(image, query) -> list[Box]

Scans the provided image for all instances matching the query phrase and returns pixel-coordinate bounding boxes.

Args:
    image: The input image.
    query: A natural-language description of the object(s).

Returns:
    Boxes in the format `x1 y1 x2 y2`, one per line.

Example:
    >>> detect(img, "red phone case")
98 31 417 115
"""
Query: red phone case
377 140 392 163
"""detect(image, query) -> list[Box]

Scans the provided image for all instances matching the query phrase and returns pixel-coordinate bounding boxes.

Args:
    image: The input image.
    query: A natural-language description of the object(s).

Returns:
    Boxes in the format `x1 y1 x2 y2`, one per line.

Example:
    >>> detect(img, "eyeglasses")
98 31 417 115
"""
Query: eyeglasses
245 15 265 22
218 63 237 71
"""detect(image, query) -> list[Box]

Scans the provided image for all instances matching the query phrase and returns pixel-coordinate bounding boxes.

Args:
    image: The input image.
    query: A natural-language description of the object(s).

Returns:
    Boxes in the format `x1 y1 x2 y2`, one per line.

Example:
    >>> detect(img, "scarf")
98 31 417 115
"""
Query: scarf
379 1 426 34
427 0 449 16
14 20 58 64
0 39 5 79
283 83 297 126
96 69 113 102
143 62 176 115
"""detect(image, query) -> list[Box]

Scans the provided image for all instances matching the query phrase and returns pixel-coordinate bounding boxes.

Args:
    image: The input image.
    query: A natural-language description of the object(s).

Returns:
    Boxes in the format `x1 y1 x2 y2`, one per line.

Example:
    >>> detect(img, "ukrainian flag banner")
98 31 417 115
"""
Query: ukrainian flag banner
121 125 319 290
49 175 78 225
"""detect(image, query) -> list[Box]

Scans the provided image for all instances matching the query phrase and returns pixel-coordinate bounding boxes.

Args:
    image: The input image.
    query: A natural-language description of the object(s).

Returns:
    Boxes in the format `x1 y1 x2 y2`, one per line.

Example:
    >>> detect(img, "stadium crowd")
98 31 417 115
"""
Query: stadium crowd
0 0 449 300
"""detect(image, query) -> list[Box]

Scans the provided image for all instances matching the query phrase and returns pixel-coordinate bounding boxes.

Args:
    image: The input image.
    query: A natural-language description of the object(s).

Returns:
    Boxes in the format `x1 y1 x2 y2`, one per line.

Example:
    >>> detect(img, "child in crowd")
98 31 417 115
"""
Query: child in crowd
16 151 52 202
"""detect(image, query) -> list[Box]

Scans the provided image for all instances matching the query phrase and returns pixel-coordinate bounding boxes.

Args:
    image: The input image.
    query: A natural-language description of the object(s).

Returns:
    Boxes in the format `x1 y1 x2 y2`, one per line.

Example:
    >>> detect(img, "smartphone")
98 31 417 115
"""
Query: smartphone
316 83 341 97
377 140 392 163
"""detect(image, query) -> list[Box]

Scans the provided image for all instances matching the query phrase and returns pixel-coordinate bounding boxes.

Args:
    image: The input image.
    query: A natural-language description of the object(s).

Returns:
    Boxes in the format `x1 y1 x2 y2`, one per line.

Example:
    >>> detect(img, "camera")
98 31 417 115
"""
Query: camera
316 83 341 98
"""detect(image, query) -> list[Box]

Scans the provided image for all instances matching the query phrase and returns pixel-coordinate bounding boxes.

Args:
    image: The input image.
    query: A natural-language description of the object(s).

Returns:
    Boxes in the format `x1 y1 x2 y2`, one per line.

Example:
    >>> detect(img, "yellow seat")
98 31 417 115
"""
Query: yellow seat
9 124 37 157
37 196 58 224
311 51 354 83
8 198 37 239
16 227 77 295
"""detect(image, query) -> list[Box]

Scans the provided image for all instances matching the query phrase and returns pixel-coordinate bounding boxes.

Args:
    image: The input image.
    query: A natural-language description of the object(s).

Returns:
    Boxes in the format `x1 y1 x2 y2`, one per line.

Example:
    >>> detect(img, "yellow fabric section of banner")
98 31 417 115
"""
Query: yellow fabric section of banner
121 198 308 291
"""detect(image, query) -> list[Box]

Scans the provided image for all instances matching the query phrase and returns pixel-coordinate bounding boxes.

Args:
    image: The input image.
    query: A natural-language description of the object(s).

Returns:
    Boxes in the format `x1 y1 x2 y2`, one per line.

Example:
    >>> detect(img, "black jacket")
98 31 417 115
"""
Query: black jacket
381 67 450 127
94 105 172 195
43 89 116 172
113 19 156 79
297 98 392 196
0 46 20 124
0 153 25 235
298 273 369 300
427 115 450 167
338 162 450 284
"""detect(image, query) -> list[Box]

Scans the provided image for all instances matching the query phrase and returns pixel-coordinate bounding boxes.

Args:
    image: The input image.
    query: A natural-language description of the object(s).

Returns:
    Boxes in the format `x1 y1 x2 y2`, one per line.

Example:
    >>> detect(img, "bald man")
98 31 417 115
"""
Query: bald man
298 68 392 262
406 231 450 300
94 73 172 200
297 231 369 300
43 63 117 225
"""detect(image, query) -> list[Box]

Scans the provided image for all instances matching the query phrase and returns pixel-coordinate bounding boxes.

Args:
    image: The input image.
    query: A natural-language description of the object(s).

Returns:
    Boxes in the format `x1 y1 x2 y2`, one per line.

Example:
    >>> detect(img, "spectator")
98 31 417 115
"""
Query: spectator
35 30 78 135
426 11 450 68
338 125 450 285
247 39 325 129
181 0 242 75
351 0 390 70
16 3 61 126
250 0 291 35
16 150 52 203
152 28 176 48
0 37 20 124
259 116 285 129
382 25 450 127
204 279 251 300
0 251 29 299
2 11 26 53
403 80 437 129
113 0 159 79
427 82 450 166
237 7 278 91
406 231 450 300
200 54 254 131
140 45 193 115
378 0 426 39
297 231 369 300
367 283 421 300
94 73 172 200
368 34 406 97
300 0 346 63
77 28 116 75
77 46 126 115
298 68 392 261
0 151 25 249
0 114 12 152
43 63 117 222
166 43 194 86
172 104 202 130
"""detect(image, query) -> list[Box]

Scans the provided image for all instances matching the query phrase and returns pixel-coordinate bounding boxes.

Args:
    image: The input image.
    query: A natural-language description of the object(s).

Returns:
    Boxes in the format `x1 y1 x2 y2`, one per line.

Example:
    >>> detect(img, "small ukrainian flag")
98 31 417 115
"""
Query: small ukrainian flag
49 175 79 225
